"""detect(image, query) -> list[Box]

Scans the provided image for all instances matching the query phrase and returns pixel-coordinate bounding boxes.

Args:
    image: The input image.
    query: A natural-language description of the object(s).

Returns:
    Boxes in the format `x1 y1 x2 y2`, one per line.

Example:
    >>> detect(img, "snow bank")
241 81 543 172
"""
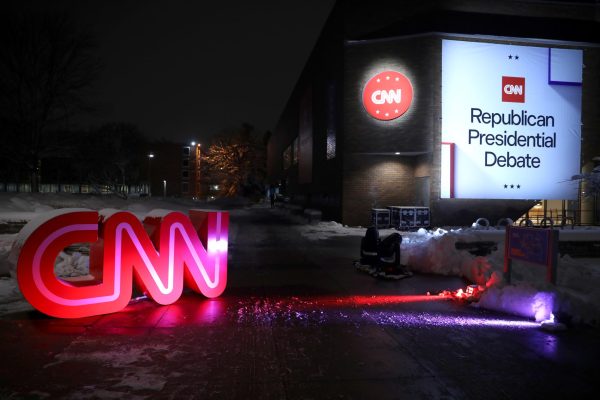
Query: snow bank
0 277 32 314
0 234 16 276
297 220 370 240
475 285 555 321
406 227 600 325
5 208 92 278
55 251 90 277
404 228 500 286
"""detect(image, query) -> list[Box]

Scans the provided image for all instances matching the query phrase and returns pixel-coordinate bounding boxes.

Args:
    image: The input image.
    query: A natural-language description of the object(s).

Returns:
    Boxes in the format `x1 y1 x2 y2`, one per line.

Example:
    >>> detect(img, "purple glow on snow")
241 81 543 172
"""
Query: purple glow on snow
476 287 555 322
368 311 540 329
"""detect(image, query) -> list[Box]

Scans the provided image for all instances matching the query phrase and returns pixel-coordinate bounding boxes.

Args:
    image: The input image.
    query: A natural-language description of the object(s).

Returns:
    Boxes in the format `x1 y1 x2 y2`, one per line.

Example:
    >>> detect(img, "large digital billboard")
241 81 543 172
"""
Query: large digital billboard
441 39 582 199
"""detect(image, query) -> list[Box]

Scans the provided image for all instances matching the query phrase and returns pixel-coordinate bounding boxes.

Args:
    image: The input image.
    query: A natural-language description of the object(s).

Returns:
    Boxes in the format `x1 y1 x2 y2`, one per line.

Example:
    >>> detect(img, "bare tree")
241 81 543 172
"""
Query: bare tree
0 11 101 191
203 123 266 198
75 123 148 196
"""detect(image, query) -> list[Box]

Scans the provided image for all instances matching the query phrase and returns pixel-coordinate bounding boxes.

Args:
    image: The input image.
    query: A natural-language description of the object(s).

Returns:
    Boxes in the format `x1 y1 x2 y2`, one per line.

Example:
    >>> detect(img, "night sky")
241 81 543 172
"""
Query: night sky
5 0 335 144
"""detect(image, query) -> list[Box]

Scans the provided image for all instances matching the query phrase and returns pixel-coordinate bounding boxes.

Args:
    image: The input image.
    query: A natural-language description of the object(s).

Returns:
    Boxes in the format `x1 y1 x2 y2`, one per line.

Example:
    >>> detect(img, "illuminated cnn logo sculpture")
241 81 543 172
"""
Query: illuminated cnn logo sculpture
17 209 228 318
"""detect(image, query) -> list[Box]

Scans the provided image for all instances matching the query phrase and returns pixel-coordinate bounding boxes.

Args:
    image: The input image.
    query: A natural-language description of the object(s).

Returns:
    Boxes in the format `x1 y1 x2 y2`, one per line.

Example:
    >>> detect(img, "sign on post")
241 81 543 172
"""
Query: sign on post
504 225 559 285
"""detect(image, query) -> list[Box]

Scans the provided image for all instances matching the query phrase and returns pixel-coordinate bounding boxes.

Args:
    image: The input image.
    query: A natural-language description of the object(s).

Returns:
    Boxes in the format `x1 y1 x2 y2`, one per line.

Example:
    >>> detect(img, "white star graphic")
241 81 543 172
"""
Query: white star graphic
386 76 390 80
395 77 399 81
376 78 380 83
376 110 380 114
385 112 389 116
394 109 399 113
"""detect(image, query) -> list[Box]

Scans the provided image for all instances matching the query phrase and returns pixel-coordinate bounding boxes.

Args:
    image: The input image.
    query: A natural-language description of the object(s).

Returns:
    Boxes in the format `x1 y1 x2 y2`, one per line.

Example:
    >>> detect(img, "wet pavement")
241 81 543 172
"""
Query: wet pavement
1 207 599 399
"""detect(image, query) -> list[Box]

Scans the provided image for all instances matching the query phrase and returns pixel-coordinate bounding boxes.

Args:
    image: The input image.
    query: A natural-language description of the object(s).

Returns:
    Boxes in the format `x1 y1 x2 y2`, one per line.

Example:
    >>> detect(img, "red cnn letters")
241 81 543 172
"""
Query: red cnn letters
17 209 228 318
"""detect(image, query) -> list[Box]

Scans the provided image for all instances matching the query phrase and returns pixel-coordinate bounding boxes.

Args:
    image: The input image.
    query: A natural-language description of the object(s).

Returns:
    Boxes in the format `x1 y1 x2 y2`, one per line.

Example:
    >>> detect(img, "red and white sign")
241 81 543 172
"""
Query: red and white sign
362 70 413 121
502 76 525 103
17 209 228 318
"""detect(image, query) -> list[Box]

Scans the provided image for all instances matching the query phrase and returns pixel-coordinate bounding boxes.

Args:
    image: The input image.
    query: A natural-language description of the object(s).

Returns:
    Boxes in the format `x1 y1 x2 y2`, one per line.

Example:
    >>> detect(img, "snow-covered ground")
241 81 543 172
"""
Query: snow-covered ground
1 193 599 327
298 221 600 327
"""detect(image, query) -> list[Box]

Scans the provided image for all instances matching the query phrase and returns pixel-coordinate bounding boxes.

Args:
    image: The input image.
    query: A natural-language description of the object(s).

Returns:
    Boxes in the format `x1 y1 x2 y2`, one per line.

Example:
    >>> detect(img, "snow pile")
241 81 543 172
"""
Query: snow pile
0 234 16 276
298 220 390 241
5 208 92 278
475 285 555 321
407 227 600 325
0 277 23 304
0 277 32 314
55 251 90 277
404 228 501 286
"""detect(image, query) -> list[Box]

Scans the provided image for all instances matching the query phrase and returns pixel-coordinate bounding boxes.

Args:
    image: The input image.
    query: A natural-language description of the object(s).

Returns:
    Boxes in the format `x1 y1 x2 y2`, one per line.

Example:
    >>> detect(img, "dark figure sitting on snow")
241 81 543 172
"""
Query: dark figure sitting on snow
356 227 411 280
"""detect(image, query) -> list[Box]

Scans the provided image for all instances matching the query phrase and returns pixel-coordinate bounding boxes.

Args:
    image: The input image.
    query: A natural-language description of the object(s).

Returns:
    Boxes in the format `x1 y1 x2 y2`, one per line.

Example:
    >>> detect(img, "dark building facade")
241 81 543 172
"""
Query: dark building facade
148 142 206 199
268 0 600 227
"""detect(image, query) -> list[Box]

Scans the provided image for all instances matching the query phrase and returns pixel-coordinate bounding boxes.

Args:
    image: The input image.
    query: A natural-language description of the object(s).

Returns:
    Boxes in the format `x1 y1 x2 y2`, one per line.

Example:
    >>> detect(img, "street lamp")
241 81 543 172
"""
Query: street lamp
195 143 201 199
189 142 201 199
163 180 167 198
148 153 154 197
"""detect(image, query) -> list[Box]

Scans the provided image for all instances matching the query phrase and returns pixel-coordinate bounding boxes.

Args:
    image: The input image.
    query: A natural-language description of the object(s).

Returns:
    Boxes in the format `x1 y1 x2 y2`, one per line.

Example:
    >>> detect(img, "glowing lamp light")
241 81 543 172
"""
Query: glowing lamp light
17 209 229 318
442 285 485 301
466 284 480 297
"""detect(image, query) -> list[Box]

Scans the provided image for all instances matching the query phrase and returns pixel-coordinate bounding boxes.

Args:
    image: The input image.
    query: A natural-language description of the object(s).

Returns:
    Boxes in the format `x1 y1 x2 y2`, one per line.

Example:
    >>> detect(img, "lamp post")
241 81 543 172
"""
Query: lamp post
148 153 154 197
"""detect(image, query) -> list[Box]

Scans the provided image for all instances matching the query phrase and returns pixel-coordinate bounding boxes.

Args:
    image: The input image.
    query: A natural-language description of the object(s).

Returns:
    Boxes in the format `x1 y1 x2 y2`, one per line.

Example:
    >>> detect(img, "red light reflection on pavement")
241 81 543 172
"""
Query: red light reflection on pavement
11 292 537 333
345 295 447 306
156 297 226 327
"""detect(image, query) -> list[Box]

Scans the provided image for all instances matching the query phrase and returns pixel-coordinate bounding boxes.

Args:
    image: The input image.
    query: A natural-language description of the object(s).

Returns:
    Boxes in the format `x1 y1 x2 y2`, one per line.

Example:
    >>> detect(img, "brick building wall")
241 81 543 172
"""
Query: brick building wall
342 155 416 225
268 9 344 221
341 36 437 226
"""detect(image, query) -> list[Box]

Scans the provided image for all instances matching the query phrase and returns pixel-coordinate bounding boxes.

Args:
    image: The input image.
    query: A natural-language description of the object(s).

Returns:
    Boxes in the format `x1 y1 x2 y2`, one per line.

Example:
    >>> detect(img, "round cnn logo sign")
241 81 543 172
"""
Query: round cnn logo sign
362 71 413 121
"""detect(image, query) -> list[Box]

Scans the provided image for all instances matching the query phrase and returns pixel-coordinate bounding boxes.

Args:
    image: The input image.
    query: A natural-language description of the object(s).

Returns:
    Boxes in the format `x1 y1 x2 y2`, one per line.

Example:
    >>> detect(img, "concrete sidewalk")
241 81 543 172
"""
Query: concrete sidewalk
1 207 599 399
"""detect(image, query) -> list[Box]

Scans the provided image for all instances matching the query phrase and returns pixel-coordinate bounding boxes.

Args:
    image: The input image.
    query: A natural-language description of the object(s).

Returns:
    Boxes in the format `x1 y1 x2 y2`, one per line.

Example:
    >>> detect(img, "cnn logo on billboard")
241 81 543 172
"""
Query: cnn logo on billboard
502 76 525 103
